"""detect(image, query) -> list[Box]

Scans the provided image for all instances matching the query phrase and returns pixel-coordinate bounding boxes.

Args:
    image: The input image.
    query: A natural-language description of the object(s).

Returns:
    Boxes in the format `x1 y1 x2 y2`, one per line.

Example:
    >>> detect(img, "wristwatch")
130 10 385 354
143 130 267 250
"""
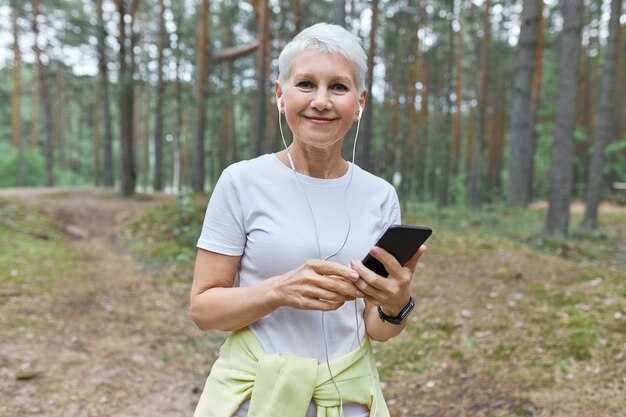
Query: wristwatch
378 296 415 325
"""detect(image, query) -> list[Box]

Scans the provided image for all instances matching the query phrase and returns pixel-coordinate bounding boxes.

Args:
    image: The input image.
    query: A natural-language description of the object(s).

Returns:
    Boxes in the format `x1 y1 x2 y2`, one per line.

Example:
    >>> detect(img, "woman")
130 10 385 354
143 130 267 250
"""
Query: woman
191 22 426 417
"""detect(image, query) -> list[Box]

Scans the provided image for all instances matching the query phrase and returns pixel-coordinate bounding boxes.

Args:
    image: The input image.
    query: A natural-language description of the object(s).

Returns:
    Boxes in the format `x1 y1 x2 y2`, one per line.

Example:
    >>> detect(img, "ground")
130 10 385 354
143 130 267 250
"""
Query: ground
0 188 624 417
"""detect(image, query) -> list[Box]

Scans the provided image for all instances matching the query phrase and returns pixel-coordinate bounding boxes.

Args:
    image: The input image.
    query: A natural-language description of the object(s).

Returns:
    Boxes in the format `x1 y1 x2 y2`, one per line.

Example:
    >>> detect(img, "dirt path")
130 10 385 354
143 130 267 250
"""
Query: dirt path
0 188 214 417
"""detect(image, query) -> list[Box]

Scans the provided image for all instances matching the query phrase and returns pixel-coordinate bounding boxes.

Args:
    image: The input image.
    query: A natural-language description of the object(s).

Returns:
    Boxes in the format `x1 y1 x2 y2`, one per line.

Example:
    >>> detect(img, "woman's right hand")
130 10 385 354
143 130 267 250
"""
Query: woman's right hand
270 260 363 311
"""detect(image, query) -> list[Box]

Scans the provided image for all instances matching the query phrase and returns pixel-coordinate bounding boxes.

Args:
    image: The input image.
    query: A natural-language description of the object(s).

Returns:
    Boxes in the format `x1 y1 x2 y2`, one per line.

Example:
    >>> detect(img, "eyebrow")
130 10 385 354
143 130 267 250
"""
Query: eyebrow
293 73 354 85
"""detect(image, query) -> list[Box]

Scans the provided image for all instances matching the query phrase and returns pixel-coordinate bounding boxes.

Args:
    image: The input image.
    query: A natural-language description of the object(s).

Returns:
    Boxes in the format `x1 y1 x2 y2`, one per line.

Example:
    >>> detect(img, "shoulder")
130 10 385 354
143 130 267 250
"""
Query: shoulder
219 154 281 186
351 164 398 196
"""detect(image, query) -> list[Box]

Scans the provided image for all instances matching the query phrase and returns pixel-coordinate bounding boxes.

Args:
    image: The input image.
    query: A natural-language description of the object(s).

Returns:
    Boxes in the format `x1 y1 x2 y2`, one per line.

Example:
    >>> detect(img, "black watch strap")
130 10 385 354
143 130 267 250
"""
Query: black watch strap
378 296 415 325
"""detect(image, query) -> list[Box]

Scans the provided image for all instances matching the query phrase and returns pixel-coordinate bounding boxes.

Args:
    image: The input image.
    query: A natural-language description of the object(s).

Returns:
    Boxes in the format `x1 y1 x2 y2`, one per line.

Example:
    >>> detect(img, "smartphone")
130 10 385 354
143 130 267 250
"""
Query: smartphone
362 225 432 277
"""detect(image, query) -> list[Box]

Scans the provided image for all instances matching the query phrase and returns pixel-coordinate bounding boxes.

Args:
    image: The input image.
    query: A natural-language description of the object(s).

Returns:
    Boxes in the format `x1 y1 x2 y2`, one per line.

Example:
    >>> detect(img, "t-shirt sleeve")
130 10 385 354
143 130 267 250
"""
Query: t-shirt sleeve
196 170 246 256
385 186 402 227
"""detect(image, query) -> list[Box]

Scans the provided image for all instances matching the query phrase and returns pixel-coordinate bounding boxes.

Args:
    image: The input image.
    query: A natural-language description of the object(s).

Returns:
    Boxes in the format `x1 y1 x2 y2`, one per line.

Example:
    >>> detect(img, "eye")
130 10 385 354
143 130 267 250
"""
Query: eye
296 80 313 89
332 83 348 92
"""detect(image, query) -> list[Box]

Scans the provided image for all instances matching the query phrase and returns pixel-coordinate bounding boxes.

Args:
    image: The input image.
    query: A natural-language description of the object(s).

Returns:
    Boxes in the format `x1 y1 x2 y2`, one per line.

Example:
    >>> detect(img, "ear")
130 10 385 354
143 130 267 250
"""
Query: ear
356 90 367 121
275 80 284 113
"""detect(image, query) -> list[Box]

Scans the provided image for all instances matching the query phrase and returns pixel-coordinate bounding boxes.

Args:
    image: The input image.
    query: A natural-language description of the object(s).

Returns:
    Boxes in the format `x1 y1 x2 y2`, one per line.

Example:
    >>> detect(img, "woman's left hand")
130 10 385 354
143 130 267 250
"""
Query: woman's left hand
350 245 427 317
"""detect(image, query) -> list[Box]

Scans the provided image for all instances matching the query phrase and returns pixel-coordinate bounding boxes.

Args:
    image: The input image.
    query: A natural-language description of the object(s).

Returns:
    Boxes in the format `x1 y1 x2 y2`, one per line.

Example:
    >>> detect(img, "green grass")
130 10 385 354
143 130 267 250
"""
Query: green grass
0 200 82 332
0 199 80 295
123 192 206 271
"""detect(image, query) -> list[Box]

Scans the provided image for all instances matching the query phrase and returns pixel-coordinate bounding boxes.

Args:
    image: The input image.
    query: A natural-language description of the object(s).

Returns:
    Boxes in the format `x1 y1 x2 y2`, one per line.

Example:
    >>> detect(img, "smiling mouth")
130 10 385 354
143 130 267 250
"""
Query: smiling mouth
303 115 336 123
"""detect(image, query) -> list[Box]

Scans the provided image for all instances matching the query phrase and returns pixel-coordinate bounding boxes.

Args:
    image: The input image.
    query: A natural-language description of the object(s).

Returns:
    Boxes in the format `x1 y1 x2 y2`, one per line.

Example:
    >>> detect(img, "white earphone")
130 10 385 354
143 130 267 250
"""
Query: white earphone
357 106 363 120
277 96 283 113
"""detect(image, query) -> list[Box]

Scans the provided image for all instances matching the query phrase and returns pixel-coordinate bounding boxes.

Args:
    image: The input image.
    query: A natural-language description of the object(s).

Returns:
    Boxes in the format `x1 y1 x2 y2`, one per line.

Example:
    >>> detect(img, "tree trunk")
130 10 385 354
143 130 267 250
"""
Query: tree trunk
582 0 623 230
527 0 545 199
153 0 166 191
31 0 54 187
451 4 463 181
192 0 210 192
333 0 346 27
116 0 138 197
54 70 65 168
469 0 490 210
12 0 21 151
97 0 114 187
545 0 584 238
507 0 541 207
438 6 455 208
361 0 378 172
93 100 101 185
12 0 24 186
252 0 269 157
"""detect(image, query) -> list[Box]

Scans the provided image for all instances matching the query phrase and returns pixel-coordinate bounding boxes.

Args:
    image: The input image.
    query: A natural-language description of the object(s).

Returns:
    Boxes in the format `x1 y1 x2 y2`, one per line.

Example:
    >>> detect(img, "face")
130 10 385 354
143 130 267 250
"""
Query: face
276 50 366 150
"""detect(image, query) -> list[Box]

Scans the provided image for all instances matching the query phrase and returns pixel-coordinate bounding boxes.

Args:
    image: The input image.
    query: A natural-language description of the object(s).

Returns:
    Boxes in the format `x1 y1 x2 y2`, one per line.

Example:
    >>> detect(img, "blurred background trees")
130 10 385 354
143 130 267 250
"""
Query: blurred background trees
1 0 625 234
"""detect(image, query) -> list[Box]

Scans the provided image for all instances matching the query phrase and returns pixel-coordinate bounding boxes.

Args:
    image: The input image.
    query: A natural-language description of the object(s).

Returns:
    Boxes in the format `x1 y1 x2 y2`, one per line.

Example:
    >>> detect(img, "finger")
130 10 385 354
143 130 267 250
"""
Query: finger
317 275 362 299
404 245 427 272
304 284 357 303
307 259 360 281
368 246 406 278
302 299 346 311
349 258 389 293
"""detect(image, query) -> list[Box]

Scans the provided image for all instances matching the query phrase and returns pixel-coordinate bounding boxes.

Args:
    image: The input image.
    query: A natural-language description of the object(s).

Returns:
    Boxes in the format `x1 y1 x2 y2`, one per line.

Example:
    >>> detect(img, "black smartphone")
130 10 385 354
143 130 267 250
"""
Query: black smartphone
362 225 432 277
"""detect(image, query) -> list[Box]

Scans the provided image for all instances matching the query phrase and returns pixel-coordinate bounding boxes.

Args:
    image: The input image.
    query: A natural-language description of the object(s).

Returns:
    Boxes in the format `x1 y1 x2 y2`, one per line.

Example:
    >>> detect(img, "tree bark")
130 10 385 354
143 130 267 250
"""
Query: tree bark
333 0 346 27
451 4 463 181
252 0 269 157
582 0 623 230
545 0 584 238
116 0 139 197
361 0 379 172
527 0 545 199
97 0 114 187
12 0 24 186
31 0 54 187
507 0 541 207
469 0 490 210
153 0 166 191
192 0 210 192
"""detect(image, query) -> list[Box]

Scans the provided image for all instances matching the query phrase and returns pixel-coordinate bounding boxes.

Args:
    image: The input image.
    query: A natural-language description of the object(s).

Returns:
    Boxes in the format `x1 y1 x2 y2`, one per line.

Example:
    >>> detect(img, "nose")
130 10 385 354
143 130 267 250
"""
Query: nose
310 89 331 111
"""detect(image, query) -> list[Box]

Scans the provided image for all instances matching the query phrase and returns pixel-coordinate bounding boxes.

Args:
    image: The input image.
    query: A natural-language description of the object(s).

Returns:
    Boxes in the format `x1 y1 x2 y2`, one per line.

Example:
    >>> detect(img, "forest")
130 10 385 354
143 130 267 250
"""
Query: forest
1 0 625 233
1 1 626 416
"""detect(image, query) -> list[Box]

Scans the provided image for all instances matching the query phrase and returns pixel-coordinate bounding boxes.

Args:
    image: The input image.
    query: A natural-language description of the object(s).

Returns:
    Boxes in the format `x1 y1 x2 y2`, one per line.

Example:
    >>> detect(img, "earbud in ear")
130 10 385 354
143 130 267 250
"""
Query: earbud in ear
277 97 283 113
357 106 363 120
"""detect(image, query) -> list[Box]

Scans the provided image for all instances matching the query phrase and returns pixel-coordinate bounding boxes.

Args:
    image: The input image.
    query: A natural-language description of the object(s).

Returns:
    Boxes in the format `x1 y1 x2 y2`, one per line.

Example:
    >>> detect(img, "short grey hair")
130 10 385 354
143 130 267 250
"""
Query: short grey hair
277 23 367 94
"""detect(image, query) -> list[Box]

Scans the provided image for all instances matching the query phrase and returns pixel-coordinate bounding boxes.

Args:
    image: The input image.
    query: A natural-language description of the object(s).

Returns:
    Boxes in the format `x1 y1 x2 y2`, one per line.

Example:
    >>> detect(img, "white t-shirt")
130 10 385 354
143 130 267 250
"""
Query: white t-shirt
197 153 401 416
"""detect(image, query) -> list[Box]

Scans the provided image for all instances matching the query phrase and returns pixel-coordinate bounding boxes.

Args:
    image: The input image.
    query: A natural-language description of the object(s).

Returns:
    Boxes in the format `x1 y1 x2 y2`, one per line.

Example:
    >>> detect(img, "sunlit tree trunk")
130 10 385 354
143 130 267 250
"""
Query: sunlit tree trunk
545 0 584 238
11 0 24 186
527 0 545 199
361 0 378 172
582 0 623 230
97 0 114 187
402 11 420 199
507 0 541 207
54 70 65 168
451 3 463 183
469 0 490 210
252 0 269 157
12 0 21 151
92 99 101 185
438 5 455 207
192 0 209 192
31 0 54 187
153 0 166 191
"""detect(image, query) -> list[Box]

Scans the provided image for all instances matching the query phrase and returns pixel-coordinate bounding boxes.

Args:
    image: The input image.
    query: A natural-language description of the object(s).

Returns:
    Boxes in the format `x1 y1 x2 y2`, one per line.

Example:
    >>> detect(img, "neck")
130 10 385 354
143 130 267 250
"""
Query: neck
277 143 347 179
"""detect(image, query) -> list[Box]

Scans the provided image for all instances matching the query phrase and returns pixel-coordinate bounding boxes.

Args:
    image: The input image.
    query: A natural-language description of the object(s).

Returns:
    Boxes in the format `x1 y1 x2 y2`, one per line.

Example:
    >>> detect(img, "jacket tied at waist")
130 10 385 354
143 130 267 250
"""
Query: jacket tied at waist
192 327 390 417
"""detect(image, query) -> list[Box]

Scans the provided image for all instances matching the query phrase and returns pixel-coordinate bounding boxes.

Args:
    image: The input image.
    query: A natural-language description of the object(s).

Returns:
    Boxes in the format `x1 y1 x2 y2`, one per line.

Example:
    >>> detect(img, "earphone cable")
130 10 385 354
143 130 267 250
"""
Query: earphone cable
278 103 377 417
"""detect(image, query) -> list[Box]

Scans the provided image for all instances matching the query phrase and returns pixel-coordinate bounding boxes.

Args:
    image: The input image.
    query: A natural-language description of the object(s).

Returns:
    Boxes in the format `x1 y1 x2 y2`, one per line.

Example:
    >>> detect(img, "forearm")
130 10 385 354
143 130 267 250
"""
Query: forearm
190 277 281 332
364 302 409 342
